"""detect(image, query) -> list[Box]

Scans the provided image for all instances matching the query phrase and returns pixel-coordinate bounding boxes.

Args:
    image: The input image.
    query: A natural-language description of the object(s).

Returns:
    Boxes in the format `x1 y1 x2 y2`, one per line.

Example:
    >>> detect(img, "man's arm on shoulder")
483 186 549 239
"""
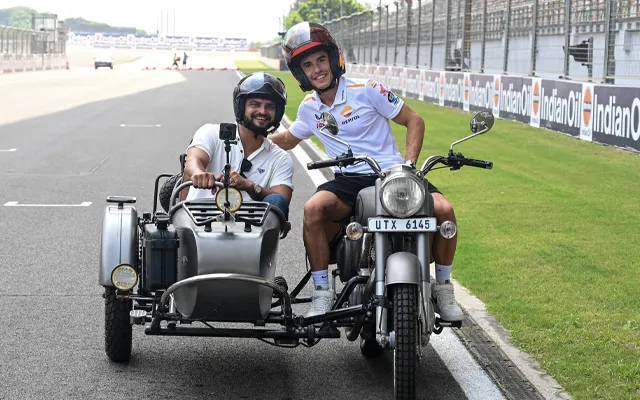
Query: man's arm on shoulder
269 129 302 151
270 101 315 150
392 104 425 166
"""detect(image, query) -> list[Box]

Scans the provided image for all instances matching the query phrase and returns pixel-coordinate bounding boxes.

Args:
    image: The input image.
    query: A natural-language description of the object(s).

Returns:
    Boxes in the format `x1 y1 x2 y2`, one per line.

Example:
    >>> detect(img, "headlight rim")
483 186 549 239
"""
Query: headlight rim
110 264 138 291
379 170 426 218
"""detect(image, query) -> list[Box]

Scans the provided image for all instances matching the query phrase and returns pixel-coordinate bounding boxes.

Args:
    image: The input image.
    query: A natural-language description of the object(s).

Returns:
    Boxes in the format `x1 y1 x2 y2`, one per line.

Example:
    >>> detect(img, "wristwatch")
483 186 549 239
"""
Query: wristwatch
253 183 262 196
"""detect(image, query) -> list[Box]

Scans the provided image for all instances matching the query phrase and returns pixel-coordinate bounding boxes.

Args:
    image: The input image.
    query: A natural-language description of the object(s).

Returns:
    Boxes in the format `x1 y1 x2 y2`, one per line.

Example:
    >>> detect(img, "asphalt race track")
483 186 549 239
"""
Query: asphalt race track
0 58 525 400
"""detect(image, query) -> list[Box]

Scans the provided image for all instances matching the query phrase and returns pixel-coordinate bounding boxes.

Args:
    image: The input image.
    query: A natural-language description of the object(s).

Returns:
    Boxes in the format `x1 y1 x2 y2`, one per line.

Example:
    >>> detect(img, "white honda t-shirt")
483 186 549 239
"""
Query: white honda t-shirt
288 75 405 174
185 123 294 201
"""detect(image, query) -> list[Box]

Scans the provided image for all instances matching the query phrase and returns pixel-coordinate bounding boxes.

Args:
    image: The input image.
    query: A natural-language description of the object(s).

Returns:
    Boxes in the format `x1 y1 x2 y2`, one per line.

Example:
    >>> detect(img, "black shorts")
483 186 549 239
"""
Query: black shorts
316 172 442 211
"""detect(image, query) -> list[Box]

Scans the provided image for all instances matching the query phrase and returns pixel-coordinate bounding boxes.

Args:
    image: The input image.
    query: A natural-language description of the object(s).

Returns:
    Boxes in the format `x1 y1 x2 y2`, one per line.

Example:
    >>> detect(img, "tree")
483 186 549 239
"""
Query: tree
284 10 305 30
284 0 368 29
0 7 36 29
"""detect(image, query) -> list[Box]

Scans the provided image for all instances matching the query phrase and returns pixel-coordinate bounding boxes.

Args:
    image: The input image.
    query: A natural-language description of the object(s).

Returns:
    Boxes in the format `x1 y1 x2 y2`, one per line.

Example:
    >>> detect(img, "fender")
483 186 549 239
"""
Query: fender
99 205 138 287
384 252 421 286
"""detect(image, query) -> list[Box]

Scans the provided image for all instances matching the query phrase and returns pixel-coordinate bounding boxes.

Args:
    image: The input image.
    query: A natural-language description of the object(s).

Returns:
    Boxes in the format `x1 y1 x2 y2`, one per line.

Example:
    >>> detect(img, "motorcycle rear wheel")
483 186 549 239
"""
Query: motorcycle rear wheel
392 284 417 400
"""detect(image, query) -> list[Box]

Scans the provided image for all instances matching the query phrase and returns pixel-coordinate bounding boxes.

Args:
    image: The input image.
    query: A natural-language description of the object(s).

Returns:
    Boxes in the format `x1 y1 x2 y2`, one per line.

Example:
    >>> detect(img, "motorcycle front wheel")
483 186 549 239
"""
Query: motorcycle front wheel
104 287 133 362
392 284 417 400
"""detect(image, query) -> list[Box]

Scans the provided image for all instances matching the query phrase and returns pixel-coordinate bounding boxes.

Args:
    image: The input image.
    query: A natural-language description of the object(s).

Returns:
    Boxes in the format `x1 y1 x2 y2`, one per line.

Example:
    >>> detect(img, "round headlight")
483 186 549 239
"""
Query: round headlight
111 264 138 291
380 172 425 218
215 187 243 213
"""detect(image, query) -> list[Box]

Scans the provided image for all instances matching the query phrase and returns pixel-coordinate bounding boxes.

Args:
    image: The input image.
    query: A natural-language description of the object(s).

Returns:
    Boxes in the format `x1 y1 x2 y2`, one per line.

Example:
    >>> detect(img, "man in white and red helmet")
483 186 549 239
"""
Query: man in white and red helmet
270 22 463 322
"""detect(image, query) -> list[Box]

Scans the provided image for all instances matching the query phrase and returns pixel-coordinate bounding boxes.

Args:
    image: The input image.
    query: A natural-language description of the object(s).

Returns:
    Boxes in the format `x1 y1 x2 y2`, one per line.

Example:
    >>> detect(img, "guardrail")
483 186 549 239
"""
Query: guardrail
1 25 66 55
262 0 640 87
0 53 67 74
352 63 639 152
260 53 639 152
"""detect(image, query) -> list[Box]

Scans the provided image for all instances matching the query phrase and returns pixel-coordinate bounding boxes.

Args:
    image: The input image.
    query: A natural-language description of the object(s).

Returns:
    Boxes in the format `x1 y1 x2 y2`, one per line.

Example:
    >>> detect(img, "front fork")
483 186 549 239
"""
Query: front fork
375 232 434 348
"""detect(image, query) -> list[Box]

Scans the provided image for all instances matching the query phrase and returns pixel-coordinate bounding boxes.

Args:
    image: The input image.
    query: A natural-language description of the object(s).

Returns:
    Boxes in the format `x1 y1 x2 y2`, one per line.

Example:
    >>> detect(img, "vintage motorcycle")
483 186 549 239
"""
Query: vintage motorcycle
98 111 494 400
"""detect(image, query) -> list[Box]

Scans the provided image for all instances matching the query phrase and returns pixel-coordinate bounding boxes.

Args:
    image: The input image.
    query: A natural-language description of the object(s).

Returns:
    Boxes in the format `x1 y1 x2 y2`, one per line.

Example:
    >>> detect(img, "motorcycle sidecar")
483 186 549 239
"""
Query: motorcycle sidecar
98 181 291 332
167 197 290 322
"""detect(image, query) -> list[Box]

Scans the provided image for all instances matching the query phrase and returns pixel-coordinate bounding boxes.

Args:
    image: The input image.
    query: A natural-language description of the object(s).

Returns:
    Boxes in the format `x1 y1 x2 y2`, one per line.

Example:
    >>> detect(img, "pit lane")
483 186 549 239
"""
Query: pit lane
0 58 513 400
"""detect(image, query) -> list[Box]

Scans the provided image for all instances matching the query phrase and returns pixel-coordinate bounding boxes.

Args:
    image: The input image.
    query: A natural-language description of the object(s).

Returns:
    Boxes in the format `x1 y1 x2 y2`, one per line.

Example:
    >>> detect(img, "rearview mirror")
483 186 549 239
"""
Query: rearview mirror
470 111 494 134
448 111 495 154
319 111 339 136
315 111 352 156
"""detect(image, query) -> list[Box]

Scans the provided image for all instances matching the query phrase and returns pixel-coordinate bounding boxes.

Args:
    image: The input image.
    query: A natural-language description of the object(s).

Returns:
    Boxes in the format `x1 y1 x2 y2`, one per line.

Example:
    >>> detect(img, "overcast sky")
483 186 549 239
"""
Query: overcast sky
7 0 403 41
6 0 298 41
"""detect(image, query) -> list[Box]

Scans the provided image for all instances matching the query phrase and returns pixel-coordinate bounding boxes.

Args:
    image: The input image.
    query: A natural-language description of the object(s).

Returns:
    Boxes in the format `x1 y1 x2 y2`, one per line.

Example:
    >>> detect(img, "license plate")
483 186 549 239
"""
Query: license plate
367 217 437 232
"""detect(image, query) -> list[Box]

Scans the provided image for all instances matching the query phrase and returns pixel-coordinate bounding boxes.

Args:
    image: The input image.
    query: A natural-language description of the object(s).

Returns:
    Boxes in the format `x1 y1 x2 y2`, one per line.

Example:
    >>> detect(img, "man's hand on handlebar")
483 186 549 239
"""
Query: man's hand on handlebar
190 170 253 194
190 171 222 196
191 171 218 189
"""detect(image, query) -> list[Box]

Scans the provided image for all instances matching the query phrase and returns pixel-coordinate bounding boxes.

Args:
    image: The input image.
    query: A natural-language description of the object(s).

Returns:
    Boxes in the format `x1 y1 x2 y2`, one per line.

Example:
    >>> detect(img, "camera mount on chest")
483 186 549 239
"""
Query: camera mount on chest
219 123 238 224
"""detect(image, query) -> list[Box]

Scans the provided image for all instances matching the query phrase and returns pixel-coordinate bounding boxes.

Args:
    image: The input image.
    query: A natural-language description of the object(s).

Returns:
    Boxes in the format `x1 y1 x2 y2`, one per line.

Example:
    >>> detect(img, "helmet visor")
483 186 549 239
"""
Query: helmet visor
283 22 335 59
238 73 286 101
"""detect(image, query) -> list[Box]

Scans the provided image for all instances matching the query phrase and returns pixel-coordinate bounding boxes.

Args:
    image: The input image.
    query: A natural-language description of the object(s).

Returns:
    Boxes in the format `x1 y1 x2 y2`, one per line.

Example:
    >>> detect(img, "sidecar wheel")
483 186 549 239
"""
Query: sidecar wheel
159 172 182 212
104 288 132 362
392 284 417 400
360 337 385 358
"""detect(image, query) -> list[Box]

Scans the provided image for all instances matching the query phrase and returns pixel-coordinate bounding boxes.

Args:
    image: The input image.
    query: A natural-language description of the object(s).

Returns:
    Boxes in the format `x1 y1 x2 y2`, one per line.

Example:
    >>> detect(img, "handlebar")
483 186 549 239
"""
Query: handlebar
307 157 356 170
306 155 382 174
307 152 493 175
168 180 229 218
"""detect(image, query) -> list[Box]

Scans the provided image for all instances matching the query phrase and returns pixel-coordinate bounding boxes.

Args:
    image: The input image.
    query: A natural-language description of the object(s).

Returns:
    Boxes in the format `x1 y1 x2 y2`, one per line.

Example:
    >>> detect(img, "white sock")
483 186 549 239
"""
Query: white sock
435 264 452 284
311 270 329 289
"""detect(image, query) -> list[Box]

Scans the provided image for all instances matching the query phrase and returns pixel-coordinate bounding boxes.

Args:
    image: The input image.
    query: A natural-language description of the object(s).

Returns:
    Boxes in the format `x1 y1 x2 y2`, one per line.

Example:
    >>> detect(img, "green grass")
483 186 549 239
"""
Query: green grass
238 68 640 400
233 60 277 75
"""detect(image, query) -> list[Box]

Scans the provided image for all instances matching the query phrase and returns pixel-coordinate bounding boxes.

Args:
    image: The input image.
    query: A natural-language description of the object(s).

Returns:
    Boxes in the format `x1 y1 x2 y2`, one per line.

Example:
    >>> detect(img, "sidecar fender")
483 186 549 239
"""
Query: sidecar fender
385 252 421 286
99 205 138 287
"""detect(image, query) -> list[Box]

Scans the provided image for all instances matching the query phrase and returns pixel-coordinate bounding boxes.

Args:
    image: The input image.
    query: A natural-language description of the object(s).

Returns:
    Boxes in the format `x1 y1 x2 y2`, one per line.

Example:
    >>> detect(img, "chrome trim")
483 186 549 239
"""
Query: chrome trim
149 273 292 331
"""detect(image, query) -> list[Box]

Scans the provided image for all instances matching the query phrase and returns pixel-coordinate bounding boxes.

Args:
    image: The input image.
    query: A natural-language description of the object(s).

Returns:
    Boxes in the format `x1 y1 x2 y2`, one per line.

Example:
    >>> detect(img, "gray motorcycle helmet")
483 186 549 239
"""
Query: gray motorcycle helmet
233 72 287 135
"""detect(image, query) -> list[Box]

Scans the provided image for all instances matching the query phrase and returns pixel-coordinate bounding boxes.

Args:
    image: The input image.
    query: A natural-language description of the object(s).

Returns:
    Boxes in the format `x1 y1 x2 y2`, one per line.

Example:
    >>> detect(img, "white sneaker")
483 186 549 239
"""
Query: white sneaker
431 281 463 322
305 286 334 318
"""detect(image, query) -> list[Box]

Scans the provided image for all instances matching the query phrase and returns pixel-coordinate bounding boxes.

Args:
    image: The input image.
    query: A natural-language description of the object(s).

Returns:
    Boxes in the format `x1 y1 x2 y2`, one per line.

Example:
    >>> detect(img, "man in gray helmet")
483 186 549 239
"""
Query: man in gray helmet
183 72 294 218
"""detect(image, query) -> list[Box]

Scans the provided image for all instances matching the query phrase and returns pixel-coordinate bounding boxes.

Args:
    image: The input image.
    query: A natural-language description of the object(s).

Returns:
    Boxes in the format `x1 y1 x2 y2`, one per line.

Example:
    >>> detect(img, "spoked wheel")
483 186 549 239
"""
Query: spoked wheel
104 288 133 362
392 284 418 400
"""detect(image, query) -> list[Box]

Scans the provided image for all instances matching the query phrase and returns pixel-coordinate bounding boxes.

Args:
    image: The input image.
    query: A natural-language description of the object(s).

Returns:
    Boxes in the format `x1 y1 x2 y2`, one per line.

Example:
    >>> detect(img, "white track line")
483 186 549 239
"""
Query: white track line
4 201 92 207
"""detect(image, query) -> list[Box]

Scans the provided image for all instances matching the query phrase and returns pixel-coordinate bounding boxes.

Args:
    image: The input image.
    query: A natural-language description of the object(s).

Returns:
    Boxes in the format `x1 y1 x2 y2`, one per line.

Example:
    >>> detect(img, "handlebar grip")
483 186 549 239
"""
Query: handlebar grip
307 157 356 170
307 159 339 170
464 158 493 169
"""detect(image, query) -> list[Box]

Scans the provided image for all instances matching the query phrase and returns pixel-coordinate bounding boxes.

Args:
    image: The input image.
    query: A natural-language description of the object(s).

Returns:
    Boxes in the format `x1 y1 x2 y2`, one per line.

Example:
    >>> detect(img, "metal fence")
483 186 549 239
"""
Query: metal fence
262 0 640 86
0 25 66 55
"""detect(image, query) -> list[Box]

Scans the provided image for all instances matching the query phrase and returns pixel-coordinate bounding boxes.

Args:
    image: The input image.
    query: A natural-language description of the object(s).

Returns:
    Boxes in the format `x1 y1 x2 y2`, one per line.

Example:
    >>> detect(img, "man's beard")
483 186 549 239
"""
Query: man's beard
243 113 271 137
